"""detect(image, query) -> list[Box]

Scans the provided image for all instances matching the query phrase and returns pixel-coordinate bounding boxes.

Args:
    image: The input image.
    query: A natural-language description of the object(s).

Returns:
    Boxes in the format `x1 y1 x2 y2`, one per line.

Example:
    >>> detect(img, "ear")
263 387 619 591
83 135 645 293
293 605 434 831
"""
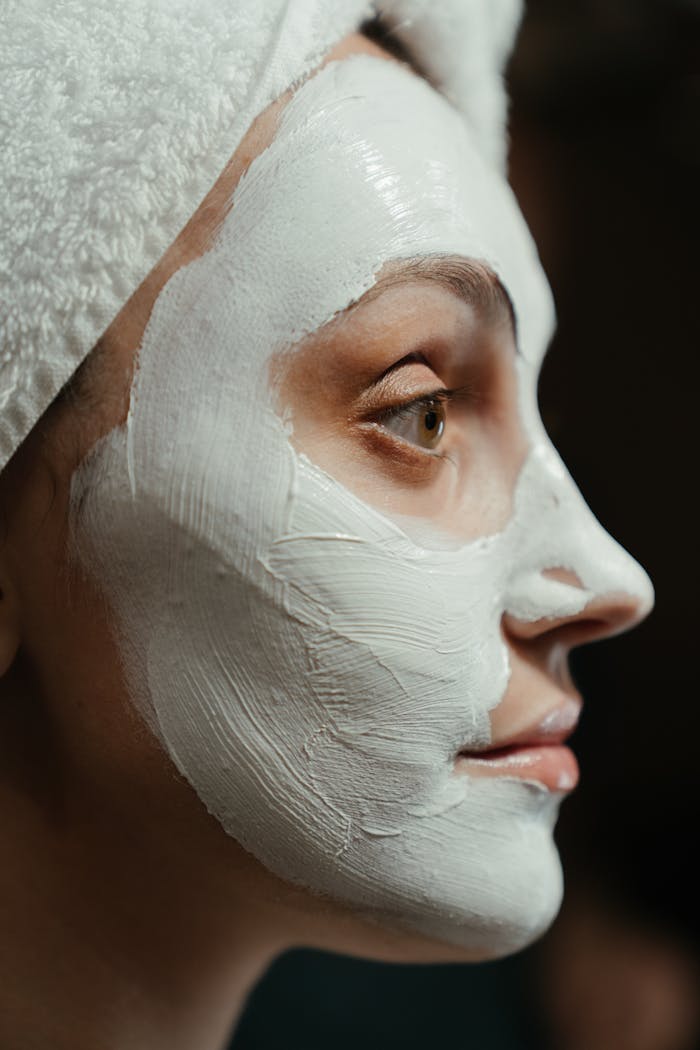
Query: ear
0 576 21 677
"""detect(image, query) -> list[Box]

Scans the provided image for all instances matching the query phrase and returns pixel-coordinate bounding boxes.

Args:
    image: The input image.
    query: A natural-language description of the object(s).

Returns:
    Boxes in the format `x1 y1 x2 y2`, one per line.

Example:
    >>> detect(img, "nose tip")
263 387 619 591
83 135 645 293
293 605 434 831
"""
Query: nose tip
629 558 655 621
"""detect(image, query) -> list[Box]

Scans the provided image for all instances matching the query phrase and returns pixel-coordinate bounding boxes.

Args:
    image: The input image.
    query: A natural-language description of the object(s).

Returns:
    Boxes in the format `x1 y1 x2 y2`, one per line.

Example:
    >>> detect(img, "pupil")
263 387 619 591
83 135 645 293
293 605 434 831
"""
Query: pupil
424 410 438 432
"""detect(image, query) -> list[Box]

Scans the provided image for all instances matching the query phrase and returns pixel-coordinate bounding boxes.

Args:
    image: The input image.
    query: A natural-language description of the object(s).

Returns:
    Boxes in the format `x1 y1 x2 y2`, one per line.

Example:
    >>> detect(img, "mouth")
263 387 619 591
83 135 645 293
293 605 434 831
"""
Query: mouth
455 698 581 792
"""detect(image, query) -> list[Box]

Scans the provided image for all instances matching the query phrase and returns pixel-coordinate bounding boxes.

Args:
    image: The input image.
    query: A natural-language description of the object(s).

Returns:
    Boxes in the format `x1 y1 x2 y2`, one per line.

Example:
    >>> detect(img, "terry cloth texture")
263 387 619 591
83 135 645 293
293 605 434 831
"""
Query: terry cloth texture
0 0 523 471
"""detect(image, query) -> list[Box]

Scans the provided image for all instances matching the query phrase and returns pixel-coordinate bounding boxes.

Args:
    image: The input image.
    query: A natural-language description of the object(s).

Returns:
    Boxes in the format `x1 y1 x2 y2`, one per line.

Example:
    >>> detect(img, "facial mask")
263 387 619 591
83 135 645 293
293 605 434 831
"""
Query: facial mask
71 56 653 955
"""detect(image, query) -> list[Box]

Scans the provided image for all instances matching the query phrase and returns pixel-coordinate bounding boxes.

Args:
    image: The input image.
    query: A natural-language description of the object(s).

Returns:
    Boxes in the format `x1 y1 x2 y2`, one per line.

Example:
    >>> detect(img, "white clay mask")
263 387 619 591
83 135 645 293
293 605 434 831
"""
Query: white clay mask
71 56 653 955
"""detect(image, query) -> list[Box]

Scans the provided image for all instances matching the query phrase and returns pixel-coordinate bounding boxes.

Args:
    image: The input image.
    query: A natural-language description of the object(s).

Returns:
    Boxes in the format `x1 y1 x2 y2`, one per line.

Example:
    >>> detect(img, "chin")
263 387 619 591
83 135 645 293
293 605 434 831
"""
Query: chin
284 779 566 966
305 856 564 966
359 840 564 965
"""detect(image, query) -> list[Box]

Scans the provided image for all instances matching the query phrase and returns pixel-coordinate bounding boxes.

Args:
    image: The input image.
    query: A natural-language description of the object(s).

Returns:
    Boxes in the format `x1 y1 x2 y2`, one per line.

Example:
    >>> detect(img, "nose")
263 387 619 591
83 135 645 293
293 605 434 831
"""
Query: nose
502 442 654 646
503 567 650 650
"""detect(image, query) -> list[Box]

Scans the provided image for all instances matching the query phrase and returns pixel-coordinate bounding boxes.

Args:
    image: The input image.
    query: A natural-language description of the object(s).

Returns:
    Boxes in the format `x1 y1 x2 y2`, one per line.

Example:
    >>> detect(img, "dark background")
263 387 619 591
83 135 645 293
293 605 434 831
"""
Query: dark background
231 3 700 1047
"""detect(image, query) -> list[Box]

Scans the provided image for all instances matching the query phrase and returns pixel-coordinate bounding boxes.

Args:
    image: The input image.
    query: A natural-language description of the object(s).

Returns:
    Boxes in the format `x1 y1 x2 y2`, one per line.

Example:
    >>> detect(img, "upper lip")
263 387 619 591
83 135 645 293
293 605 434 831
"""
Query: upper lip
458 695 582 757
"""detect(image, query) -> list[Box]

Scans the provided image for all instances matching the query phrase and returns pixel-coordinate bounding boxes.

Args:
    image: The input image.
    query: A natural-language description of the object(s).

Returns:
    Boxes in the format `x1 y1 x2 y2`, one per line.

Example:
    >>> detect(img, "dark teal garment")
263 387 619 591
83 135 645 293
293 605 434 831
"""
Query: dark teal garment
229 947 544 1050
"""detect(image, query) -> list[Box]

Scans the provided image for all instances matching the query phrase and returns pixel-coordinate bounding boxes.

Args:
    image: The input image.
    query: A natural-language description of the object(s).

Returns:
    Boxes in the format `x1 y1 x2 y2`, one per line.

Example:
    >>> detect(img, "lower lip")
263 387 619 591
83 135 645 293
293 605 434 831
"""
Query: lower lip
456 744 579 792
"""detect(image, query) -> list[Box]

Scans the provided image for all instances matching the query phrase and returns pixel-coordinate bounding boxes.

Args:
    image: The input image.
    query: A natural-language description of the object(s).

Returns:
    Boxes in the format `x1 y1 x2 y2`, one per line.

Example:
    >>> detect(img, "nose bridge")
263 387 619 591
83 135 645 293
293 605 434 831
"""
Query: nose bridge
503 440 654 625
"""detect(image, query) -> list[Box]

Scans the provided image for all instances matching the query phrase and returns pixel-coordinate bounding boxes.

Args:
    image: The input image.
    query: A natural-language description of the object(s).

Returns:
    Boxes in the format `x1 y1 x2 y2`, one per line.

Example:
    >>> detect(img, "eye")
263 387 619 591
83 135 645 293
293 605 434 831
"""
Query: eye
379 393 448 452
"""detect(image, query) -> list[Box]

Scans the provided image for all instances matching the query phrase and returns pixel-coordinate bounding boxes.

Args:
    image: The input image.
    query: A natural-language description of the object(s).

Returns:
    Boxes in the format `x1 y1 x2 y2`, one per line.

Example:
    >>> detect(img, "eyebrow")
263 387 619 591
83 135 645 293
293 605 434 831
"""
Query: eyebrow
348 255 517 338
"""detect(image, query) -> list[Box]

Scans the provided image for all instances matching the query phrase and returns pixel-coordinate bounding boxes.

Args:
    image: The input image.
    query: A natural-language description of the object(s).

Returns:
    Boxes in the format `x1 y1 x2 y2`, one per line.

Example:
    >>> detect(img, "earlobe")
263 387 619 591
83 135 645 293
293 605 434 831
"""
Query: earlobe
0 580 21 678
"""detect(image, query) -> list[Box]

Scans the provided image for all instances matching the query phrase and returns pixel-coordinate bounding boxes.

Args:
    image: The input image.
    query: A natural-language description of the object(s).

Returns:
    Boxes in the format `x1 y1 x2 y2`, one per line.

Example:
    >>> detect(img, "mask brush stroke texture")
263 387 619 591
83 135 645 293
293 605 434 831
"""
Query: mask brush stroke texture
70 57 653 955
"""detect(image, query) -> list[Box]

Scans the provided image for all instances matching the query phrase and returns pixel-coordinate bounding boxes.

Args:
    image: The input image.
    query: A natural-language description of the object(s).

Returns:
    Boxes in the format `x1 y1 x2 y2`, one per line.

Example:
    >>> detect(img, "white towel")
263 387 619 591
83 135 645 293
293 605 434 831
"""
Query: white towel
0 0 522 470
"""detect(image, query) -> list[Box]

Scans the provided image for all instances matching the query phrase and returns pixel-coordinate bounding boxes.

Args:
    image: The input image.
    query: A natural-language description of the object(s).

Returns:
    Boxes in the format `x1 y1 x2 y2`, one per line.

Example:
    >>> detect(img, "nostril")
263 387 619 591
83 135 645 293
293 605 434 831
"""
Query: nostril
552 616 619 649
503 591 650 647
559 594 649 645
503 612 603 645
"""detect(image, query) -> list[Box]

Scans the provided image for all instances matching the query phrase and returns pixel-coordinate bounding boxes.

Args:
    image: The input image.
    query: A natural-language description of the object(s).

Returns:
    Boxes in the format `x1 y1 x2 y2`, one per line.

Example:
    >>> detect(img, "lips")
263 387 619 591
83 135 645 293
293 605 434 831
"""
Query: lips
456 697 582 792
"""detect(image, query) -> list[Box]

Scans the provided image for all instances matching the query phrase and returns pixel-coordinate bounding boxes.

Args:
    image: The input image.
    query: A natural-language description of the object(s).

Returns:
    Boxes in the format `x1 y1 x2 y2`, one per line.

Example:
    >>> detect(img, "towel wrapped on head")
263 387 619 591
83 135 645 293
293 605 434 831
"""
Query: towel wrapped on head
0 0 522 471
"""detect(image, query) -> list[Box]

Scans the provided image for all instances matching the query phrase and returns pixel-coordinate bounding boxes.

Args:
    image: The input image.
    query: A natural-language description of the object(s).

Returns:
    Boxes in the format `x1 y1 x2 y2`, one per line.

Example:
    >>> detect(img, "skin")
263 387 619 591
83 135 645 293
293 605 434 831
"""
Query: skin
0 30 647 1050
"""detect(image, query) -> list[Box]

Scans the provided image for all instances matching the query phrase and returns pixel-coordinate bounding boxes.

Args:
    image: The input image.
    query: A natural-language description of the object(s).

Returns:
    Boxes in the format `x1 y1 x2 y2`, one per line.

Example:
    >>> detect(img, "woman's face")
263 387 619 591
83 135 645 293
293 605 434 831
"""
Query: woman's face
46 41 652 959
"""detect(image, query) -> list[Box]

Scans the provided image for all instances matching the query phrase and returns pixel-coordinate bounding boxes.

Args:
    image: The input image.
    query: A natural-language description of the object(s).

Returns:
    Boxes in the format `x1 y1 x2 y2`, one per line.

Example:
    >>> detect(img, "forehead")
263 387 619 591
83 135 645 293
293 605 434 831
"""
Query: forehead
220 52 555 367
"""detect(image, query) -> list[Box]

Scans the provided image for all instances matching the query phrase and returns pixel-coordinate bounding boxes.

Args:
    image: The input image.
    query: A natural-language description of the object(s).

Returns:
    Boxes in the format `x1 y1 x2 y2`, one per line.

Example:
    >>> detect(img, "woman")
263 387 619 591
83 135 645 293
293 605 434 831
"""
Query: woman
0 2 653 1048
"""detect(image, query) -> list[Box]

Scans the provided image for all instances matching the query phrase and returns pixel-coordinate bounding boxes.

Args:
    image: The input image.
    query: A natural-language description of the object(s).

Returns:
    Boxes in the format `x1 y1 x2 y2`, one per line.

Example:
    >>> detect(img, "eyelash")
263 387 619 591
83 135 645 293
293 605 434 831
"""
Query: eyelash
372 387 455 458
378 388 450 421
